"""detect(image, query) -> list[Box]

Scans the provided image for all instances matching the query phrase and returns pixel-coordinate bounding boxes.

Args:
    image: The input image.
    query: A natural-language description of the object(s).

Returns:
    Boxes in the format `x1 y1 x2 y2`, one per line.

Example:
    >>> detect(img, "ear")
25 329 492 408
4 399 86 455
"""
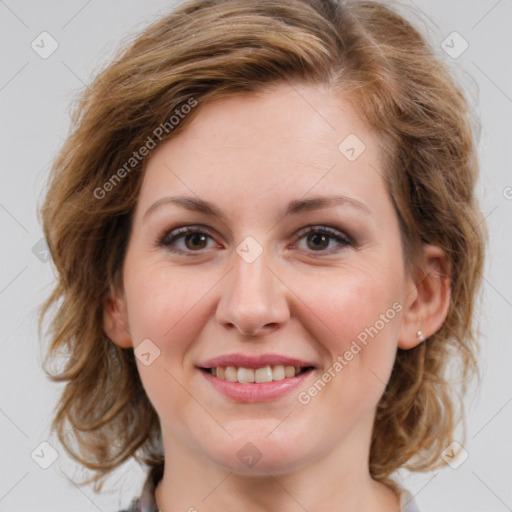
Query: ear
398 244 451 350
103 283 133 348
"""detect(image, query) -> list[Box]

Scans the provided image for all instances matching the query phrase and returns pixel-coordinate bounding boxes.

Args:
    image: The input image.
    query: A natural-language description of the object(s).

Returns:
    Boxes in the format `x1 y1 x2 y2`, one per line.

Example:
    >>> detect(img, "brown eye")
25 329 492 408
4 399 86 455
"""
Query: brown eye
158 226 218 254
306 232 330 251
294 226 352 254
183 232 208 250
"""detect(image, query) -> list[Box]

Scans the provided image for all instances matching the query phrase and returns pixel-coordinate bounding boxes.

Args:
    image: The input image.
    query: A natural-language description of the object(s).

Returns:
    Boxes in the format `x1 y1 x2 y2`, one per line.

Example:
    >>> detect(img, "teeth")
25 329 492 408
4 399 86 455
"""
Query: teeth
273 365 286 380
225 366 237 382
285 365 296 378
254 366 272 383
237 367 255 383
208 364 308 383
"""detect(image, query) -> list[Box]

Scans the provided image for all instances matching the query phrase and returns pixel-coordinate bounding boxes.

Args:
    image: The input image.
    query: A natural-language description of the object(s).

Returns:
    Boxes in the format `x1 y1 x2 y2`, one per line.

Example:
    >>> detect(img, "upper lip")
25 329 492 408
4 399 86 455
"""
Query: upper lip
198 353 316 369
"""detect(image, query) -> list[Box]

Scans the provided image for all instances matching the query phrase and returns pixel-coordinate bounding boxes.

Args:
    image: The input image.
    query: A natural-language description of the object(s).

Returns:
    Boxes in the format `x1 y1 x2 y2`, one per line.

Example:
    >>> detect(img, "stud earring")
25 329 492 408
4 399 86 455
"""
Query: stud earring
417 330 426 342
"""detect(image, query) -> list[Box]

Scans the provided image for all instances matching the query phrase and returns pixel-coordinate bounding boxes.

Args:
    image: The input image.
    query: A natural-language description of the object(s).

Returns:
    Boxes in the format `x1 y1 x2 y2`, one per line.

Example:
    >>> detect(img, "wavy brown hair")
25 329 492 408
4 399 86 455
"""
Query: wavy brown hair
38 0 485 493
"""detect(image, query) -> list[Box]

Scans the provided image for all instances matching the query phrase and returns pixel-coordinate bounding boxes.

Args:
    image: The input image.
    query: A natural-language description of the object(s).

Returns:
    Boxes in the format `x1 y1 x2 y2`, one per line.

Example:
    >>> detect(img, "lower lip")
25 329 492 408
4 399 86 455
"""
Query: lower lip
199 368 314 402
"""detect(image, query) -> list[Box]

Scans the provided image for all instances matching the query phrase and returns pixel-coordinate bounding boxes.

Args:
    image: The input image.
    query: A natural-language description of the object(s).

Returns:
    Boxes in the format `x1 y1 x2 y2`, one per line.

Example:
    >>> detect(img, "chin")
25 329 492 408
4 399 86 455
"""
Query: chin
200 432 316 476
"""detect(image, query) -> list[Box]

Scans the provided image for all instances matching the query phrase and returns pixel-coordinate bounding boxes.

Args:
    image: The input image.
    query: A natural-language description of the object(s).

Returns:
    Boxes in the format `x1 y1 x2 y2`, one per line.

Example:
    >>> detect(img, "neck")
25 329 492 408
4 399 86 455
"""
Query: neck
154 416 400 512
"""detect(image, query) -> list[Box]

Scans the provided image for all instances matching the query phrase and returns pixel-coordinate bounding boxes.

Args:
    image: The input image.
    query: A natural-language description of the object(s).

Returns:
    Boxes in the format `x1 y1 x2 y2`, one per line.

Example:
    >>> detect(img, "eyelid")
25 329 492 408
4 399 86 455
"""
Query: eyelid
293 224 353 244
158 225 219 252
157 223 354 255
290 225 353 256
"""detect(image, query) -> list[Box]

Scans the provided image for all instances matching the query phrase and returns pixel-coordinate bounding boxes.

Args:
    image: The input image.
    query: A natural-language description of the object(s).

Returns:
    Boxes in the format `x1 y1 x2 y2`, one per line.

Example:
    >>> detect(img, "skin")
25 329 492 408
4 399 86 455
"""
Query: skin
104 82 451 512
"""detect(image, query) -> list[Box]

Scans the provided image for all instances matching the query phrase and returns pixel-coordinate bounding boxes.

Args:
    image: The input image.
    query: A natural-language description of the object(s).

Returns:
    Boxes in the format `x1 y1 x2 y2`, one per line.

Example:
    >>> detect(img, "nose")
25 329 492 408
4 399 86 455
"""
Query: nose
215 248 291 337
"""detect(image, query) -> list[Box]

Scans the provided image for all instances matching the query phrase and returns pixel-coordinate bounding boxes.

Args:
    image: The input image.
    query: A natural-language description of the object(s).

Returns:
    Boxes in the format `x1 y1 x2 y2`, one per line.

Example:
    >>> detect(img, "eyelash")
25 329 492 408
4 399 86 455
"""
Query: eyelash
157 224 353 256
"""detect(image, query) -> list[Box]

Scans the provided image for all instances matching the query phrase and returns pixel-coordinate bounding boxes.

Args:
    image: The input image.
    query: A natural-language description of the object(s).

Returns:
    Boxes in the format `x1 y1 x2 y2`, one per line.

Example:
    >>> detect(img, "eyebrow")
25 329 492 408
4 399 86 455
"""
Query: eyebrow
143 194 371 223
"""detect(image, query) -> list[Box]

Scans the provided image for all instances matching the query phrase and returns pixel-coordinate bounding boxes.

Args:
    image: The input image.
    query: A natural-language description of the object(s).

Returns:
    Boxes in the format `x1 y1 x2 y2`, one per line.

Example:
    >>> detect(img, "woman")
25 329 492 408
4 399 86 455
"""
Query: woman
38 0 485 510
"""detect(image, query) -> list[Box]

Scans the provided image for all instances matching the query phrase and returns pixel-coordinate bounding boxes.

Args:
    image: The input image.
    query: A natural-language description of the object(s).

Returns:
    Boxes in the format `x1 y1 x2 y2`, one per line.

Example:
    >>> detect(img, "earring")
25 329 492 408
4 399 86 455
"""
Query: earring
417 330 426 342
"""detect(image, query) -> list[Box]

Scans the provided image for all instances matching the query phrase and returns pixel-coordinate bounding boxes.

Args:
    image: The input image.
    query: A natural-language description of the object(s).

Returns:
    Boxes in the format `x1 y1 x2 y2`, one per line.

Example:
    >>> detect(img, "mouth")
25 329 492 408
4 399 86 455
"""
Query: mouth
196 354 317 401
199 365 315 383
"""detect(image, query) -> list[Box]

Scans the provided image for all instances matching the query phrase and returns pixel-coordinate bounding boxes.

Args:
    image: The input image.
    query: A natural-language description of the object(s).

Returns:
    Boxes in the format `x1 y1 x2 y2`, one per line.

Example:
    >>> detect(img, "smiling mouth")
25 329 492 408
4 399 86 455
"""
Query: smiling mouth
199 365 315 383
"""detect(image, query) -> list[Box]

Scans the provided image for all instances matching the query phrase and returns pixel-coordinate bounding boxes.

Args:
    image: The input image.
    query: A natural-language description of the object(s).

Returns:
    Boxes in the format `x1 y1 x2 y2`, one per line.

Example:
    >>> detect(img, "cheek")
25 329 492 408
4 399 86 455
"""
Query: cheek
124 265 216 426
124 261 213 345
293 263 403 406
126 255 403 371
123 261 223 418
303 266 402 348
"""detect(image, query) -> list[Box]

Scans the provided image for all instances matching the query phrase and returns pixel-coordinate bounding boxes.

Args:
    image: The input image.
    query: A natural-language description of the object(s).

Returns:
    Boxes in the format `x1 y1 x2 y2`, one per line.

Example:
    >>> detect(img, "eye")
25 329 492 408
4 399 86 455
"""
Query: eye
293 225 352 254
158 226 219 254
157 224 352 256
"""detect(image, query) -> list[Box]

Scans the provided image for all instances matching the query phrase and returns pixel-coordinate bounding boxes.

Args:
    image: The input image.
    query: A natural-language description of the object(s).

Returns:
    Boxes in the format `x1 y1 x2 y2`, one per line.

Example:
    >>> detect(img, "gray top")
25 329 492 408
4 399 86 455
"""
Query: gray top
119 465 421 512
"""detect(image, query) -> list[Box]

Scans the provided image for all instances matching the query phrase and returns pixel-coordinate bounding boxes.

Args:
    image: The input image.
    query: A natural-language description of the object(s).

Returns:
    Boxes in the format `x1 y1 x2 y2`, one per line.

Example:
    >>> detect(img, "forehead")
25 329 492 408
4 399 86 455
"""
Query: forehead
136 82 388 219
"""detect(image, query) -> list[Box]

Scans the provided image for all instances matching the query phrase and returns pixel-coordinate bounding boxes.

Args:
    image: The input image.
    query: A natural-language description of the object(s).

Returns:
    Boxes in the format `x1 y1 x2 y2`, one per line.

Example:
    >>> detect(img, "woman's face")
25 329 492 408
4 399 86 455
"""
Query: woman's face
112 82 419 475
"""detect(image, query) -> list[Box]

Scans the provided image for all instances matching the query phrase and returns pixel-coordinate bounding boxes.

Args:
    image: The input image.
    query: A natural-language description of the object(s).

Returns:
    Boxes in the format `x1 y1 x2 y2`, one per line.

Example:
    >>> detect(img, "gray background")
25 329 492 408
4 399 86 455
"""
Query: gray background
1 0 511 510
